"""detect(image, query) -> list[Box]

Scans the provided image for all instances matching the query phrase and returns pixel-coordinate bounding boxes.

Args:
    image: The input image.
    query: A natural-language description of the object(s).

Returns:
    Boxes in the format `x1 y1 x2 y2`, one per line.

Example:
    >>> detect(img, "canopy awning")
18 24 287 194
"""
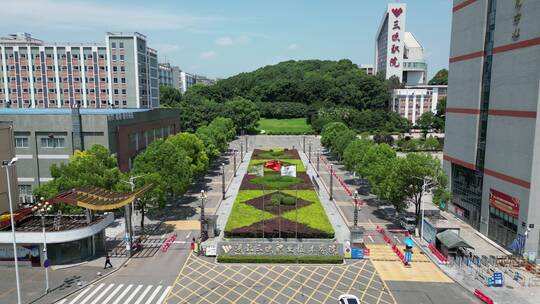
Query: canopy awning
436 229 474 250
47 184 153 211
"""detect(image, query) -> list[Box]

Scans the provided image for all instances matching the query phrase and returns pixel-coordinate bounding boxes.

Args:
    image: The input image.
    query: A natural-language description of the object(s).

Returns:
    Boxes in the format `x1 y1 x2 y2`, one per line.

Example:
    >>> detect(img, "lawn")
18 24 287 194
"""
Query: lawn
257 118 313 135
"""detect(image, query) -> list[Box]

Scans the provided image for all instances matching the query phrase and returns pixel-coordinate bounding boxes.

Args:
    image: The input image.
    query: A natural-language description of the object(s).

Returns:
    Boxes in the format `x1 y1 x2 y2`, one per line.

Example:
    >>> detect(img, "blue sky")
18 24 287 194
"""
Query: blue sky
2 0 452 79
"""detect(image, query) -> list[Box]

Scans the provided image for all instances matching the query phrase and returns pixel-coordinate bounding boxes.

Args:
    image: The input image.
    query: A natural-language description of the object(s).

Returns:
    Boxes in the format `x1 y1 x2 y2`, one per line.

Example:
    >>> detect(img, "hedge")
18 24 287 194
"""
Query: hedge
217 255 343 264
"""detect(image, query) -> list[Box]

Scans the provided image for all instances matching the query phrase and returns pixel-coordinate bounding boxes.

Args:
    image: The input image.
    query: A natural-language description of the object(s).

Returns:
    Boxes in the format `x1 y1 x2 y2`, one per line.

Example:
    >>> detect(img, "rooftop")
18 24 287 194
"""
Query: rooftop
0 108 150 115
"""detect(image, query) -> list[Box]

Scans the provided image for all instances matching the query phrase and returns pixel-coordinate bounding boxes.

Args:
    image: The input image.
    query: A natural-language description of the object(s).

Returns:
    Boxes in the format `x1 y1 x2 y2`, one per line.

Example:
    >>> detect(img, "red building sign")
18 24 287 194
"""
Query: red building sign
489 188 520 217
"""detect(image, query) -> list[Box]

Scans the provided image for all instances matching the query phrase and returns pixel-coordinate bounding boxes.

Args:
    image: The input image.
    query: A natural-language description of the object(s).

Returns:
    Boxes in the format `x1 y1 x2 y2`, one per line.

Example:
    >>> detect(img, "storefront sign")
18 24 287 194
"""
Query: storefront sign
0 245 39 261
489 188 519 217
218 241 343 257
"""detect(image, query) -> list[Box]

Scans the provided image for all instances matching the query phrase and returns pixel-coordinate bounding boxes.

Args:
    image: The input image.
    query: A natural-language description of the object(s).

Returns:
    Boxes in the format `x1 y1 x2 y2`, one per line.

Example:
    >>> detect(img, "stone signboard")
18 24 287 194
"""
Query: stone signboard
218 241 343 257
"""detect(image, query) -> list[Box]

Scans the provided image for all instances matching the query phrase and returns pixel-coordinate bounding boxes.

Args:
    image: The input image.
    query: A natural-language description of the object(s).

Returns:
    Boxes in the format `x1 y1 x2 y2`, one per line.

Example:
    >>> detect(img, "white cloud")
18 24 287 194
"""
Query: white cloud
2 0 224 32
200 51 217 60
215 35 249 46
288 43 299 50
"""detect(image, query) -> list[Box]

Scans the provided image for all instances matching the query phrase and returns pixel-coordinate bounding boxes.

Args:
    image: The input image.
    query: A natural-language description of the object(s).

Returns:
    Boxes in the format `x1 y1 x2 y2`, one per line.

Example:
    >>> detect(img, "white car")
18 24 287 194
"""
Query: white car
338 294 360 304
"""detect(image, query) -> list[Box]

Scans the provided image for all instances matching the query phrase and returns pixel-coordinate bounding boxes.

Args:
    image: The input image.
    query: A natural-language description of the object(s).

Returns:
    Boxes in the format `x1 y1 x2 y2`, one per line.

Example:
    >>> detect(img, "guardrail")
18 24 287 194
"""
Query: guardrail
161 233 177 252
428 243 448 264
473 289 494 304
376 226 407 265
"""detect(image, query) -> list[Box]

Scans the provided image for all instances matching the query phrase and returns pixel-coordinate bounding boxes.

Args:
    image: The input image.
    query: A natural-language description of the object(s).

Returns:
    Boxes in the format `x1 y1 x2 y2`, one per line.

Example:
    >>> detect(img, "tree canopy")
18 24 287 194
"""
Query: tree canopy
428 69 448 85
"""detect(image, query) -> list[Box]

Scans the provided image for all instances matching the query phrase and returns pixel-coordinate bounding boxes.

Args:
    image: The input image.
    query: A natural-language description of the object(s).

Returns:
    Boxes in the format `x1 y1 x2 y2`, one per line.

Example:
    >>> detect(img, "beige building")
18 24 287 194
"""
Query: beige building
0 121 18 214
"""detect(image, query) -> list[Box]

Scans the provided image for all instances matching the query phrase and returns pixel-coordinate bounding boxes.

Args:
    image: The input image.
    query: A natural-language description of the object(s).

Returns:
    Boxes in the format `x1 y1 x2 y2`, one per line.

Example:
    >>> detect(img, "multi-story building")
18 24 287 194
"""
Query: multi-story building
444 0 540 259
374 3 428 85
158 62 182 91
0 32 159 109
0 121 19 213
0 108 180 198
178 71 215 94
359 64 375 75
391 85 447 124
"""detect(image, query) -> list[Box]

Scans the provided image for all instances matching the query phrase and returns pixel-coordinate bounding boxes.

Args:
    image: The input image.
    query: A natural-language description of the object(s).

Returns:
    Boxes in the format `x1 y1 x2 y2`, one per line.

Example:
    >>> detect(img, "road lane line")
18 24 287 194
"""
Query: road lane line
90 283 114 304
123 285 143 304
144 285 162 304
185 232 191 239
67 286 92 304
79 283 104 304
133 285 153 304
369 235 374 242
156 286 171 304
101 283 124 304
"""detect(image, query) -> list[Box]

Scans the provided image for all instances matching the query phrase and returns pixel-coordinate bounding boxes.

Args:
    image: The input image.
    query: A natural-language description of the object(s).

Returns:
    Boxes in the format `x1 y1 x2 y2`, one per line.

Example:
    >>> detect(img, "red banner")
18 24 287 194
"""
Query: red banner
264 160 281 172
489 188 519 217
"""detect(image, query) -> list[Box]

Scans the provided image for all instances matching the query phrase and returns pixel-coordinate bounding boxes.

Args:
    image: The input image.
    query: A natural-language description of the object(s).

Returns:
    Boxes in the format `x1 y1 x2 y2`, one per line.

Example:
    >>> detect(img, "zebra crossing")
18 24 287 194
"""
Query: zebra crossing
56 283 171 304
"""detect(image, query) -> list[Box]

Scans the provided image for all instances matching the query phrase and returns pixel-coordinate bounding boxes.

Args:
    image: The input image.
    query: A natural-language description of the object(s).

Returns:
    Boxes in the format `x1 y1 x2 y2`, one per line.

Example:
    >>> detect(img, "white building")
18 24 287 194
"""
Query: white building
158 62 182 91
179 71 215 94
392 85 447 124
374 3 428 85
359 64 375 75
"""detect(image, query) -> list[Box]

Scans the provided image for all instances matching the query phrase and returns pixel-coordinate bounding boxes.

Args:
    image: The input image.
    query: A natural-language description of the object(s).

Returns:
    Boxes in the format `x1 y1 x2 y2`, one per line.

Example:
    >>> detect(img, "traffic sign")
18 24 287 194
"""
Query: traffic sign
351 248 364 259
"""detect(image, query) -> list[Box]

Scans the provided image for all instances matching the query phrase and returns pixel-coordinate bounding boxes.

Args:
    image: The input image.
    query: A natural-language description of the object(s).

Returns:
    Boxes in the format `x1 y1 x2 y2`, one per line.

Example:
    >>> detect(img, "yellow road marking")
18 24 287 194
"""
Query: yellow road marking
302 266 334 302
361 267 377 301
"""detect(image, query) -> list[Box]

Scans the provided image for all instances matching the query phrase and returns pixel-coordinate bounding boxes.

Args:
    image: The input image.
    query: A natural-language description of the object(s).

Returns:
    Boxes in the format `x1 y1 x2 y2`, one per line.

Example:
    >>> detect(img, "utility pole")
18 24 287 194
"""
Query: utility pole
222 163 226 200
303 136 306 153
200 190 207 241
240 142 244 162
316 150 320 177
32 200 52 294
245 133 248 151
3 158 22 304
353 191 359 227
329 164 334 201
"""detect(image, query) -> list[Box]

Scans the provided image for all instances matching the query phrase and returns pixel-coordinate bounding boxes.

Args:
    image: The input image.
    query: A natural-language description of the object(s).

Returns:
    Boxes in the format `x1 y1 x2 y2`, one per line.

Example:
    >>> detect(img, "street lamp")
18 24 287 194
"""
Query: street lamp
221 163 226 200
32 199 52 294
353 190 359 227
412 176 434 239
302 136 306 153
121 174 145 256
316 150 320 177
2 157 22 304
240 142 244 163
329 164 334 201
200 190 207 241
308 141 312 164
233 149 237 177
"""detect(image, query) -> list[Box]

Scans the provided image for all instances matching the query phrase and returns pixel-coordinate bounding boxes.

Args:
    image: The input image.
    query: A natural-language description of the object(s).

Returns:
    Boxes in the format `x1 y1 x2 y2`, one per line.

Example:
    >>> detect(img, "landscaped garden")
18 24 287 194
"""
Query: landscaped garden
224 148 334 239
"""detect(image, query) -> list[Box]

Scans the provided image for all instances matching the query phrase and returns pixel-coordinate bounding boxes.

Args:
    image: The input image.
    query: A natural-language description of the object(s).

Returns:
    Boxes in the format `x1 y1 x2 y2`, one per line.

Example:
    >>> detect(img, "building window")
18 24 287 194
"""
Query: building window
111 42 116 48
121 78 126 83
112 55 117 61
40 137 65 148
119 42 124 49
114 89 119 95
113 66 117 72
119 55 125 61
120 66 125 72
113 78 118 84
122 100 127 106
14 137 29 148
122 89 126 95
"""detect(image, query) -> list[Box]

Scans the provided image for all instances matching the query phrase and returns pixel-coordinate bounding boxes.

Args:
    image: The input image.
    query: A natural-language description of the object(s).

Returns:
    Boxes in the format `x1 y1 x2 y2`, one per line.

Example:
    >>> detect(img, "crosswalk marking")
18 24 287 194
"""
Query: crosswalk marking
124 285 144 303
101 283 124 304
156 286 171 304
145 285 162 304
66 283 170 304
133 285 153 304
79 283 104 304
90 283 114 304
111 284 133 304
67 286 91 304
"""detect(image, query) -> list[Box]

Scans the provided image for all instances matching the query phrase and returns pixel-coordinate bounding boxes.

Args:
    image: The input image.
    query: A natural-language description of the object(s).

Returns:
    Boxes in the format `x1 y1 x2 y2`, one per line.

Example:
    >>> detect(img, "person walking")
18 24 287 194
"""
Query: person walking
104 254 113 269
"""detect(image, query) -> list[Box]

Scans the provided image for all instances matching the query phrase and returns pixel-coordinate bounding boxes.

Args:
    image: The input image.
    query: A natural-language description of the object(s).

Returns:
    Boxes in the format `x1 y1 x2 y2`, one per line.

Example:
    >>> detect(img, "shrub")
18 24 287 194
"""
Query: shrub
217 255 343 264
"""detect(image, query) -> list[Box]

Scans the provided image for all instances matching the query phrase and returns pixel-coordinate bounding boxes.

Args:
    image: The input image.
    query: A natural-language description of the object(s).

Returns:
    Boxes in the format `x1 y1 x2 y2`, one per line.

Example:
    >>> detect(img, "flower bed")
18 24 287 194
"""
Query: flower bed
240 172 313 190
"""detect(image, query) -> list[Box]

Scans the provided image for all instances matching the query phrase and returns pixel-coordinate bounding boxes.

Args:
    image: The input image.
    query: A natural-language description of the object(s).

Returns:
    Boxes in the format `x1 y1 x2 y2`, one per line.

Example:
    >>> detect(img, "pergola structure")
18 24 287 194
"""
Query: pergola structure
47 184 153 211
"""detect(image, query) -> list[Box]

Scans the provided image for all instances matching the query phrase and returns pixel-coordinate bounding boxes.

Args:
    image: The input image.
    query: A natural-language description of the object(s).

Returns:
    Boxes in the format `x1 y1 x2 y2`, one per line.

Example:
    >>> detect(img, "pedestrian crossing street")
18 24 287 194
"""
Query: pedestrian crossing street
56 283 171 304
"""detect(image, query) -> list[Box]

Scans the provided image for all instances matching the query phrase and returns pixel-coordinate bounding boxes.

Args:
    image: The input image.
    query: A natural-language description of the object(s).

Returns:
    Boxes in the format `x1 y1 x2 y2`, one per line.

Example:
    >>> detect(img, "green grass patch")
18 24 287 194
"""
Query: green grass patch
249 159 305 172
257 118 313 135
281 190 334 236
217 255 343 264
251 174 304 189
258 150 292 159
224 190 275 231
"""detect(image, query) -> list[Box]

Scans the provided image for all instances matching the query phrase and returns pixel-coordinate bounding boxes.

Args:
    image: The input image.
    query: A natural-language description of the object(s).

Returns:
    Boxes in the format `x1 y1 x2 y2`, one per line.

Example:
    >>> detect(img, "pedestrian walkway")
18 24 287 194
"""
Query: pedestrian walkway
57 283 171 304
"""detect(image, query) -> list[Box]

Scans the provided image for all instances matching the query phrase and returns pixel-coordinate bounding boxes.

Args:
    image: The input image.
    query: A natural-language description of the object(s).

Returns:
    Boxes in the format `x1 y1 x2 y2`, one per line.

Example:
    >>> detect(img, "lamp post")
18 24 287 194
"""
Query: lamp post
221 163 226 200
329 164 334 201
121 174 144 255
233 149 237 177
200 190 207 241
308 141 312 164
245 134 248 151
412 176 434 238
302 136 306 153
316 150 320 177
240 142 244 162
353 190 359 227
2 157 22 304
32 200 52 294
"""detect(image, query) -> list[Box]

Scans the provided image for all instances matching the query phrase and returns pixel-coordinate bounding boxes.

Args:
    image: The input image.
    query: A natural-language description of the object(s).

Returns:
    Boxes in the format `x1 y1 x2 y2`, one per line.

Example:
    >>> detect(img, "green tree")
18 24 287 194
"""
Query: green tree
223 97 260 133
167 133 209 178
428 69 448 85
132 139 192 231
159 85 183 108
416 112 436 137
423 136 441 151
359 144 397 195
343 139 373 172
210 117 236 141
333 128 357 158
433 97 447 132
320 122 348 150
33 145 125 206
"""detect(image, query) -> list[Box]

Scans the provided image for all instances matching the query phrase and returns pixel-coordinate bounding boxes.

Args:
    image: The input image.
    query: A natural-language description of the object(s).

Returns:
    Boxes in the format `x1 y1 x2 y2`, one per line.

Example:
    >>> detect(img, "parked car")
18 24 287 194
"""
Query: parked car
399 215 417 232
338 294 360 304
377 205 397 220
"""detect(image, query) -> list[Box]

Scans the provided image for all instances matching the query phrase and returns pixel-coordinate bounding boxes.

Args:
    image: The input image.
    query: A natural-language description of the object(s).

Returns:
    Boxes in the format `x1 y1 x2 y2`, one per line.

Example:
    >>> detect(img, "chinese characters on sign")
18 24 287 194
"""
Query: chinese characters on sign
389 7 403 68
218 241 343 257
513 0 522 41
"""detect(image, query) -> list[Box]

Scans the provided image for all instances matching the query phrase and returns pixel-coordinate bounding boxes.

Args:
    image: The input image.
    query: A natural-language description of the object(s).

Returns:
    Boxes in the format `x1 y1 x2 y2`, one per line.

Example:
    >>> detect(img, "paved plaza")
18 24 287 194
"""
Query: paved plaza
165 253 396 304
